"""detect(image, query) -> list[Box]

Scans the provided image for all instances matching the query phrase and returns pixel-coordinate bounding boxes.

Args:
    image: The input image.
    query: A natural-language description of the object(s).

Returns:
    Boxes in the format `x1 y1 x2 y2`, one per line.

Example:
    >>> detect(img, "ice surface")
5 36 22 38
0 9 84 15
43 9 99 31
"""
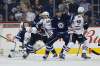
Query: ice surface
0 54 100 66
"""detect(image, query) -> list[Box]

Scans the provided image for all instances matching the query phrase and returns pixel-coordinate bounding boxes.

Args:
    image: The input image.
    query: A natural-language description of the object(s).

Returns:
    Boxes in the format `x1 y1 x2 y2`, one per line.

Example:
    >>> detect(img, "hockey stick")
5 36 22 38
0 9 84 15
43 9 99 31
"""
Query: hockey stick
0 34 17 57
22 39 56 59
33 45 45 53
69 30 81 56
77 44 81 56
89 48 100 55
0 34 17 51
42 27 51 38
33 36 58 53
91 50 100 55
76 30 87 56
0 34 16 44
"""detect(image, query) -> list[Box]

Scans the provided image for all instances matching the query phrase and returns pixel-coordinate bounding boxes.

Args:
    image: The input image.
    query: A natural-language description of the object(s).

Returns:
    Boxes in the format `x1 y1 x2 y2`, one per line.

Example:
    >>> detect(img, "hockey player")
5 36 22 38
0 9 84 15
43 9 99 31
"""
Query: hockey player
15 21 33 48
51 11 71 59
66 7 91 59
15 7 36 48
9 7 36 58
22 25 39 59
8 21 32 58
36 11 58 60
22 11 57 59
14 21 26 48
15 6 36 45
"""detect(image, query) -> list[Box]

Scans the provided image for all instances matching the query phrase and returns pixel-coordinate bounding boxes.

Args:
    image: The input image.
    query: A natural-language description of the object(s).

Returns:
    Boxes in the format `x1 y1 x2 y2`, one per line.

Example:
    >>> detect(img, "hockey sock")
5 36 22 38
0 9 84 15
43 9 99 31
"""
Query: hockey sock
51 49 57 54
82 40 89 54
82 45 87 53
60 48 64 54
45 50 50 56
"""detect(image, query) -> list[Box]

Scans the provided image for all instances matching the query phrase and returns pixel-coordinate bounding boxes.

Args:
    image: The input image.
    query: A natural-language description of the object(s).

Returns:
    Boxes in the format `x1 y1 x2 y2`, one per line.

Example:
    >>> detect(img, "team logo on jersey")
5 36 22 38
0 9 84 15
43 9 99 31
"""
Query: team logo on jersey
58 22 64 28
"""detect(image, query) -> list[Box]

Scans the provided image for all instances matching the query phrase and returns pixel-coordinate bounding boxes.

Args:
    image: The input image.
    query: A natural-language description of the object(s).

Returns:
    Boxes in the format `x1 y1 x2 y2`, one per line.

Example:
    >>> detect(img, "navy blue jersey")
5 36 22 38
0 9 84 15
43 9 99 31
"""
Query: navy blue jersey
16 27 26 43
52 14 71 33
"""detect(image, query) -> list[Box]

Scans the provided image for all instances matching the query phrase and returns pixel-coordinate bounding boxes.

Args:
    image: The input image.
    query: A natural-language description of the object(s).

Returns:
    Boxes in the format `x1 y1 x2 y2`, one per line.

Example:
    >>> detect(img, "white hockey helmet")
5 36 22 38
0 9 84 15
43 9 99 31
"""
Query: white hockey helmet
41 11 49 16
78 7 85 13
32 27 37 34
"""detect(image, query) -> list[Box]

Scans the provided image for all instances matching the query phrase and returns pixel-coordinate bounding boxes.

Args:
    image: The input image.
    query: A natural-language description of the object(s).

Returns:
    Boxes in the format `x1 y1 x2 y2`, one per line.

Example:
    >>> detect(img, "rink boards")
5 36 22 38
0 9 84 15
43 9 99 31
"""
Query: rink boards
0 23 100 55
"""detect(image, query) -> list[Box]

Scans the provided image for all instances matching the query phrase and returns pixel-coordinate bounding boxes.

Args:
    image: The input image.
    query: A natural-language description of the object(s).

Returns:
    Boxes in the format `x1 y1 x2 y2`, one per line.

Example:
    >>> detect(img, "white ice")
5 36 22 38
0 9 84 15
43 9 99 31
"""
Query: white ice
0 53 100 66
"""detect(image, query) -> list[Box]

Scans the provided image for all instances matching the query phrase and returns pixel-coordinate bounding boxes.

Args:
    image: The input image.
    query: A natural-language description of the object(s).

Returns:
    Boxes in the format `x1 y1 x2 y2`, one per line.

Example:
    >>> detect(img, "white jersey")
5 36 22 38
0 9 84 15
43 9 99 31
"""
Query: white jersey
37 18 53 38
72 15 84 34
